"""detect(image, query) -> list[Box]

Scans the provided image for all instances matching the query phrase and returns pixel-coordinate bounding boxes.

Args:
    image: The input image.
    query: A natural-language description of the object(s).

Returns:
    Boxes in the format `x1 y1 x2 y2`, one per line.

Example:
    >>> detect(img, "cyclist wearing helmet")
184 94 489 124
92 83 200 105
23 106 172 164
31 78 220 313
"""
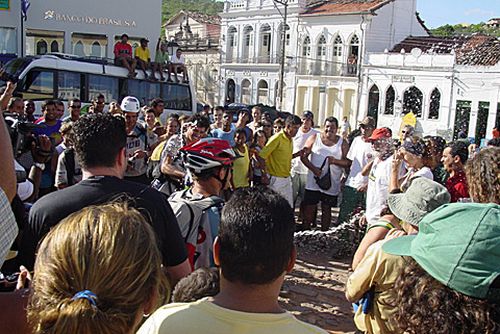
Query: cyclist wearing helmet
158 114 210 195
168 138 237 268
122 96 158 184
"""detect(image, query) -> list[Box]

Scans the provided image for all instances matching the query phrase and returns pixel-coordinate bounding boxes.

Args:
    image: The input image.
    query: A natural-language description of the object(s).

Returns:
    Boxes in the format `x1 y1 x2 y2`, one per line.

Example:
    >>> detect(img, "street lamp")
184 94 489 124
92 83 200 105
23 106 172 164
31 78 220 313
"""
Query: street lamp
273 0 288 111
167 40 179 57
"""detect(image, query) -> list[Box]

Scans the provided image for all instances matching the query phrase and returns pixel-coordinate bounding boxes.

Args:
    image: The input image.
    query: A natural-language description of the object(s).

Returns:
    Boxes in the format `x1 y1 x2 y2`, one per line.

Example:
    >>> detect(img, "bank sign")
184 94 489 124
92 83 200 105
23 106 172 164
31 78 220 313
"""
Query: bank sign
43 10 137 27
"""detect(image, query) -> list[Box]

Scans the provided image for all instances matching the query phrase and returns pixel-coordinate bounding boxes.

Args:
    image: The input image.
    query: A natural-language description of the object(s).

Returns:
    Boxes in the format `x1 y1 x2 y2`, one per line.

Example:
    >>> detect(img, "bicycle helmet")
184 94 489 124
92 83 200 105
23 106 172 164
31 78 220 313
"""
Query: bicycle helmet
180 138 238 174
120 96 140 113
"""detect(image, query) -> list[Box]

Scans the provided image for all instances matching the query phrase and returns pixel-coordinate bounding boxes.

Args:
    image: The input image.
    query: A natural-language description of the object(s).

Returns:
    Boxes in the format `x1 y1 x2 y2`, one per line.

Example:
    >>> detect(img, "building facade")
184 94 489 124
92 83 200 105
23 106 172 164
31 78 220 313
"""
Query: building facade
361 35 500 143
164 11 222 107
0 0 162 60
219 0 427 126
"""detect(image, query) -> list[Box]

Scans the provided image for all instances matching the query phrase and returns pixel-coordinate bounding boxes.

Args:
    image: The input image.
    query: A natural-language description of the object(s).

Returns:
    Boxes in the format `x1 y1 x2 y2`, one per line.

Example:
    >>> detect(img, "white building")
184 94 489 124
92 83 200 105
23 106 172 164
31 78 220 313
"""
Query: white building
219 0 427 126
164 11 222 106
361 35 500 143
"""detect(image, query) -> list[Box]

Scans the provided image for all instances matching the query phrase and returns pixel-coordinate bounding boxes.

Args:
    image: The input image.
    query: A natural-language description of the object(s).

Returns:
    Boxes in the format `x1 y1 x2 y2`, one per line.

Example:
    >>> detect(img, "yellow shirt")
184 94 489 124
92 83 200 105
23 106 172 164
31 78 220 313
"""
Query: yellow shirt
137 298 328 334
232 145 250 188
259 131 293 178
134 47 150 62
345 240 403 334
150 140 166 162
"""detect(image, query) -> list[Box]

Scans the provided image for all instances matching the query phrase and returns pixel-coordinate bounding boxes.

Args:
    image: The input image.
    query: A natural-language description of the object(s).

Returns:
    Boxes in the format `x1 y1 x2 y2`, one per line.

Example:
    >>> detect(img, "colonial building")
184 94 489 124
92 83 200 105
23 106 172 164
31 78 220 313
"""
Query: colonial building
164 11 222 106
361 35 500 143
219 0 427 126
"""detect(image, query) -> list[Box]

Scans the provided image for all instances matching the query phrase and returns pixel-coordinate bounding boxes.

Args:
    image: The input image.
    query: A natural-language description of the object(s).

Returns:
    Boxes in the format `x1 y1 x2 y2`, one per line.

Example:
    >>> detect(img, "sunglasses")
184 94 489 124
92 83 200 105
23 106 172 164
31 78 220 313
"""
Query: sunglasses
70 105 81 108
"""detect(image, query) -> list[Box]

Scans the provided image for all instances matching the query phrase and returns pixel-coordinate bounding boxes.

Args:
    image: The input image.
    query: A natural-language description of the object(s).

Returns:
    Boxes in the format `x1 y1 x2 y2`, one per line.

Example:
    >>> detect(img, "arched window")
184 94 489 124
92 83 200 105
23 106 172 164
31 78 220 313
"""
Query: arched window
226 79 235 104
302 36 311 57
36 40 48 55
242 26 254 62
257 80 268 104
50 40 59 53
228 26 237 47
384 86 395 115
403 86 423 117
333 35 343 57
428 88 441 120
349 34 360 58
317 35 327 57
368 85 380 121
259 24 272 63
91 41 101 57
227 26 237 62
74 41 85 56
241 79 251 104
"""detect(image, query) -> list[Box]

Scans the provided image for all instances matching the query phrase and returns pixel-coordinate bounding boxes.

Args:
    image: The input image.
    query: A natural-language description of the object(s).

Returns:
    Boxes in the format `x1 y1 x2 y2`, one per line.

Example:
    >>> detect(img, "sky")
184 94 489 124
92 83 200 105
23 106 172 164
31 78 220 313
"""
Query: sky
417 0 499 28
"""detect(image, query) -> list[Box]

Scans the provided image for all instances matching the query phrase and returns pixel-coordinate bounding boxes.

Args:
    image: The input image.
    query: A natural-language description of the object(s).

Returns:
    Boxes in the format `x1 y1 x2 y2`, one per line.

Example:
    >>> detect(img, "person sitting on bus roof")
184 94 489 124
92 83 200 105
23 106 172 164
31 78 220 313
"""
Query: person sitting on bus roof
113 33 137 78
169 49 187 83
135 38 154 81
154 38 170 82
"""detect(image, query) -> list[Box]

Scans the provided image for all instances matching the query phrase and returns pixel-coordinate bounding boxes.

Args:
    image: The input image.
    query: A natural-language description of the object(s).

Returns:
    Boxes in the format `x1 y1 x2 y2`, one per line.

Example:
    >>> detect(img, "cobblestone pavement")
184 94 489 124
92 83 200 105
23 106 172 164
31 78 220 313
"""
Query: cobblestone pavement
279 251 356 334
279 206 359 333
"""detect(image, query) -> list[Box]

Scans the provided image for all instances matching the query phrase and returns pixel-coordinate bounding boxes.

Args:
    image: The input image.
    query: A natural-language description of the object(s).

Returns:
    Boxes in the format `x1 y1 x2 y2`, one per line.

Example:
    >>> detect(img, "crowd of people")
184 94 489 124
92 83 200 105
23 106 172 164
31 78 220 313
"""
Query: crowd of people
0 78 499 334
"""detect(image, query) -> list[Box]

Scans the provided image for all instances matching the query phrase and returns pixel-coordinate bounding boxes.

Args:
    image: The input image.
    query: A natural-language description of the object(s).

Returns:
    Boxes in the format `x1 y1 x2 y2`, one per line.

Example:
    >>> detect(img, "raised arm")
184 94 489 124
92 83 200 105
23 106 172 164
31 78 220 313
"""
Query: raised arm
300 133 321 177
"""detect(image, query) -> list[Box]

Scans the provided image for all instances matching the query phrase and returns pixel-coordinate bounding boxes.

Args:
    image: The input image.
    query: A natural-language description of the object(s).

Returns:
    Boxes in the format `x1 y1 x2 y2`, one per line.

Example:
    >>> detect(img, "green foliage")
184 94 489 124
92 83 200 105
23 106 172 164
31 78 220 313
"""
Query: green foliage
162 0 224 22
431 22 500 38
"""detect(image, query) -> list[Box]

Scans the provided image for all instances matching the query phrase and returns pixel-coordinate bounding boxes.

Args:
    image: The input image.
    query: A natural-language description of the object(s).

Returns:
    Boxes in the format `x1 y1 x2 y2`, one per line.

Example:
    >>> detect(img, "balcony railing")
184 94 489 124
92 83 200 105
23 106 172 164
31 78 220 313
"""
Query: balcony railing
224 54 282 64
297 58 358 77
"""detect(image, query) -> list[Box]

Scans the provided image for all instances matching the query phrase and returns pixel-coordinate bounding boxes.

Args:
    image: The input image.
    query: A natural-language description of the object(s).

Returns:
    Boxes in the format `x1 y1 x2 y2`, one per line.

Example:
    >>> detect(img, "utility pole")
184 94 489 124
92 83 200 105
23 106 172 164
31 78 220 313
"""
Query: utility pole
274 0 288 111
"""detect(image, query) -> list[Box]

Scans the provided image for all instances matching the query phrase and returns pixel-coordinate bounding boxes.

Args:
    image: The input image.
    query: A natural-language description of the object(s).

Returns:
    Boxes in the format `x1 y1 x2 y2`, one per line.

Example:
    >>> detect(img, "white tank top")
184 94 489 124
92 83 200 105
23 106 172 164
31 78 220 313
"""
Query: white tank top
305 134 344 196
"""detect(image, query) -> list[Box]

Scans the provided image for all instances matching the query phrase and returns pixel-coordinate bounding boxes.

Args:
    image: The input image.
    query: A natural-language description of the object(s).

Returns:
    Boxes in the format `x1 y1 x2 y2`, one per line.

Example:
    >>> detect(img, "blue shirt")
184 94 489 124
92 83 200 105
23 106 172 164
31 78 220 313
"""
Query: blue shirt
210 127 235 146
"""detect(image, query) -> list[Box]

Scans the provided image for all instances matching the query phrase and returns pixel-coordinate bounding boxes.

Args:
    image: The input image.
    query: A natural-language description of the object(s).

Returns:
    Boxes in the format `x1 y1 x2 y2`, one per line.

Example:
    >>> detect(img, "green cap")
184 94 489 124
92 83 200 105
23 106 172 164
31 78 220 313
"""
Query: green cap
387 177 450 226
383 203 500 301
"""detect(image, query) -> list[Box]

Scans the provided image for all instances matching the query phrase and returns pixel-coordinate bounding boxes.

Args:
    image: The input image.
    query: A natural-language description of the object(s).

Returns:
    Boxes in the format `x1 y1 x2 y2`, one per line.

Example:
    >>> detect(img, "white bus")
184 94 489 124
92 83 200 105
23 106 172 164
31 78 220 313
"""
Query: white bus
0 53 196 120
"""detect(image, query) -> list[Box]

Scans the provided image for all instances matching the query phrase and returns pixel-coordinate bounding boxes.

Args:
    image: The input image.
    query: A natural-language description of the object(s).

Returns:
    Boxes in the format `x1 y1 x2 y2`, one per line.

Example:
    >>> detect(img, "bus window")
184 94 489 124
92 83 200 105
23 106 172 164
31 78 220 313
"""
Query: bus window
127 80 160 106
88 74 118 102
162 83 192 111
21 70 54 100
57 71 81 100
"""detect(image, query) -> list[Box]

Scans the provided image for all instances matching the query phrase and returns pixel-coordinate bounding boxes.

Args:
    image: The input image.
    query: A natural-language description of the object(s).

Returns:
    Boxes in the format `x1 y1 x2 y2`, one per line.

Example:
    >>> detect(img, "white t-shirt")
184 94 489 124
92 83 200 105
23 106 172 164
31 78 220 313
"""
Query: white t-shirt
400 166 434 191
171 53 185 64
125 125 158 177
291 128 318 175
345 136 375 189
365 156 404 225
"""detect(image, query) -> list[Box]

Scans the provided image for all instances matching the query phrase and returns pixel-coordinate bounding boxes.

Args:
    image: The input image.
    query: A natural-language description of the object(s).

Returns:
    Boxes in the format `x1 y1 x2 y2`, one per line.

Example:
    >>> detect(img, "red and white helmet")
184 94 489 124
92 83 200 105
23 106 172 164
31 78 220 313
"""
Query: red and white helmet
180 138 237 174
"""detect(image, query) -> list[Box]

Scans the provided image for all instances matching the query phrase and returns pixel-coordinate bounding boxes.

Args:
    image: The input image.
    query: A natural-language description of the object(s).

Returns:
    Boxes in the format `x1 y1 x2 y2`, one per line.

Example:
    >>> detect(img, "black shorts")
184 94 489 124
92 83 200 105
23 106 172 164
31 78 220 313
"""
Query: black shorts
303 189 338 207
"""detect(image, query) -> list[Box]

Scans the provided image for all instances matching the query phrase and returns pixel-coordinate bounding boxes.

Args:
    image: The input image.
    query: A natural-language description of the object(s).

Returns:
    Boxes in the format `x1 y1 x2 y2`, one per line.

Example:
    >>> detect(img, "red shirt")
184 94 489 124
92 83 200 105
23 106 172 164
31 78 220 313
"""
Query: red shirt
445 169 469 202
114 42 132 58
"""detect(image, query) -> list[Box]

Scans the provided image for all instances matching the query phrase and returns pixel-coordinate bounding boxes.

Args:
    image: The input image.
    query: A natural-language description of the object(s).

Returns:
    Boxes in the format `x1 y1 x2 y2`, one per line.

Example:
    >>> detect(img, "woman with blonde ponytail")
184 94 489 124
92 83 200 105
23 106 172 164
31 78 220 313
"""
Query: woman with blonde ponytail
28 203 169 334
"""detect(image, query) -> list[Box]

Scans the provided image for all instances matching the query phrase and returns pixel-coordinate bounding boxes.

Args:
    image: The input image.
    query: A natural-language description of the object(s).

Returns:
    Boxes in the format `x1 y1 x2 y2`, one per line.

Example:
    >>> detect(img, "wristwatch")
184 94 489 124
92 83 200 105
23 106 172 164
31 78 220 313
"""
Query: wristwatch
34 162 46 171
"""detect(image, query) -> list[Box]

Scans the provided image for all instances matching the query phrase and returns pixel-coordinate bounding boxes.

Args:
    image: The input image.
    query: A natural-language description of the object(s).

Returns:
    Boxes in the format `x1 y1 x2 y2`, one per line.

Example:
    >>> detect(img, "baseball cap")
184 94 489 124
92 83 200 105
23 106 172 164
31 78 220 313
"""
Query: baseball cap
366 127 392 142
140 38 149 43
121 33 129 39
383 203 500 301
387 177 450 227
120 96 140 113
302 111 314 120
359 116 375 128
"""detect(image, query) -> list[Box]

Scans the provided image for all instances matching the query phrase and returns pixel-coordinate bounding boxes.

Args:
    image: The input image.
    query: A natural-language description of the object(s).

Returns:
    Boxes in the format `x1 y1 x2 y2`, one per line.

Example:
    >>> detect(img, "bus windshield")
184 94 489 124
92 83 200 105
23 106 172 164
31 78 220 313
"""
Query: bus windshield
0 58 32 88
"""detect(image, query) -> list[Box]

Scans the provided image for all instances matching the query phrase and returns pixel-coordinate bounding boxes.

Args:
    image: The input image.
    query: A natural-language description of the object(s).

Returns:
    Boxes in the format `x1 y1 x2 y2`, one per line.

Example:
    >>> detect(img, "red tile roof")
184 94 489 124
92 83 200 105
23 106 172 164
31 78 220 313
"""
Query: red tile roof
302 0 393 16
390 34 500 66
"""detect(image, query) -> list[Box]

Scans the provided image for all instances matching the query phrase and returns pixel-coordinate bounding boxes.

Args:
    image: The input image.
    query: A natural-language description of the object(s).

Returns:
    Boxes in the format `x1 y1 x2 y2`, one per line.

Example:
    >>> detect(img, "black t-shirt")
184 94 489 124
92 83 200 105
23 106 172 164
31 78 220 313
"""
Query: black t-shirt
19 176 187 270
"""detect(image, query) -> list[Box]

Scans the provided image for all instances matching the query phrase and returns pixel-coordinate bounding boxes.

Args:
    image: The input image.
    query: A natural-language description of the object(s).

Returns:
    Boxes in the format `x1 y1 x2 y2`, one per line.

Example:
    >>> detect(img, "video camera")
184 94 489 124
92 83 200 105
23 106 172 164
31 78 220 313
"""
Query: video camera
3 113 48 158
0 69 19 84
